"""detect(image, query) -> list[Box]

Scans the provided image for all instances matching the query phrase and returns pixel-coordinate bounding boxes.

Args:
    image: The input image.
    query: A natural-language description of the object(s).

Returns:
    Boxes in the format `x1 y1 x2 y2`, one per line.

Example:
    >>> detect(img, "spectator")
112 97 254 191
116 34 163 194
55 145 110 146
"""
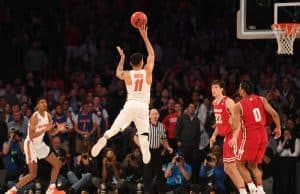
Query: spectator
52 103 73 154
157 151 192 193
279 77 293 101
276 129 300 157
3 103 13 123
24 41 48 74
67 153 96 193
74 102 98 154
92 96 109 137
175 103 200 182
162 101 182 149
159 98 175 121
7 111 28 138
50 136 70 190
199 152 225 194
122 146 143 194
198 97 211 164
92 148 125 193
77 36 97 71
0 112 8 161
2 129 26 186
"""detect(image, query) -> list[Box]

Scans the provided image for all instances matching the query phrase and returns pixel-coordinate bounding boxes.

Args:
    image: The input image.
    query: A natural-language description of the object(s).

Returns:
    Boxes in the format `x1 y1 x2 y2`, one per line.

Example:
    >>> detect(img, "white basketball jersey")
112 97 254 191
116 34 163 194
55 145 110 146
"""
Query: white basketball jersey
27 111 49 143
126 69 151 104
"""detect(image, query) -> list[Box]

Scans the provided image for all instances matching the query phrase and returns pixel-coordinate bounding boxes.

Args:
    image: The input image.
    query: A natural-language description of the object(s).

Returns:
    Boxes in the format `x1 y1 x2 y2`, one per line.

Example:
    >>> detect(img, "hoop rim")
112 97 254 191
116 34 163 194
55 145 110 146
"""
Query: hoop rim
272 23 300 36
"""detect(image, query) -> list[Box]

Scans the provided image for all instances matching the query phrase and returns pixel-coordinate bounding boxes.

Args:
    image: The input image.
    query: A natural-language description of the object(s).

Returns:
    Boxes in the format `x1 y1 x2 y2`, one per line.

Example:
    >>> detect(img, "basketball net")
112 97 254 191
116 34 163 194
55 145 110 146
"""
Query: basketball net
272 23 300 55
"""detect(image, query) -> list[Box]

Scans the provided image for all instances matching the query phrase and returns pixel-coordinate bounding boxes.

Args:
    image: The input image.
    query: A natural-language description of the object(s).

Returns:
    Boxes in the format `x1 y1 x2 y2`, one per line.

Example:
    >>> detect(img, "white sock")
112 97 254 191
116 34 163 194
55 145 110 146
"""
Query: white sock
12 186 17 191
238 188 247 194
257 185 265 192
49 183 56 188
247 182 257 193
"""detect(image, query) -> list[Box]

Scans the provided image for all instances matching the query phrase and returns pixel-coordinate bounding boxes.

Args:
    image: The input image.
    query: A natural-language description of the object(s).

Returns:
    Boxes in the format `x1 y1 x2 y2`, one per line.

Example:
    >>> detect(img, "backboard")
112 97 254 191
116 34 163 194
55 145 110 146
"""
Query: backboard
237 0 300 39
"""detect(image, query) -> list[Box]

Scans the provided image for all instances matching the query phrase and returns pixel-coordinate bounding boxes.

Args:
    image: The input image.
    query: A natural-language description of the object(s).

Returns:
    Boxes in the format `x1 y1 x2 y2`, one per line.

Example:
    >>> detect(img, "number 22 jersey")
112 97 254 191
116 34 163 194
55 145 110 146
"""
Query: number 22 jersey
213 96 232 136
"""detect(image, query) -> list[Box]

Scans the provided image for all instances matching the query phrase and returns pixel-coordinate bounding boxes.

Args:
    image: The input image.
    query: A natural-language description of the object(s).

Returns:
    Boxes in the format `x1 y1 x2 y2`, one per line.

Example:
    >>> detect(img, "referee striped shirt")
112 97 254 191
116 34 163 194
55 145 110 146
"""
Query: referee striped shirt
149 121 167 149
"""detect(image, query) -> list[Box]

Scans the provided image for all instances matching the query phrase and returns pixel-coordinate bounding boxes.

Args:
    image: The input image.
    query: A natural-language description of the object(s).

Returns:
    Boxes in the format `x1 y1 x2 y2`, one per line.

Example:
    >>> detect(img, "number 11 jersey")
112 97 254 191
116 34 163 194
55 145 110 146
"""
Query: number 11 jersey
126 69 151 104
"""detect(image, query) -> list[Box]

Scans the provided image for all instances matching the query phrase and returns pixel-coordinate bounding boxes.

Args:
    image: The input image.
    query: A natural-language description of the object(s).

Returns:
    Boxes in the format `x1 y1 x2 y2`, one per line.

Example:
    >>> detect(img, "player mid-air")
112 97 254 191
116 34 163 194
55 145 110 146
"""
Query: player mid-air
91 24 154 164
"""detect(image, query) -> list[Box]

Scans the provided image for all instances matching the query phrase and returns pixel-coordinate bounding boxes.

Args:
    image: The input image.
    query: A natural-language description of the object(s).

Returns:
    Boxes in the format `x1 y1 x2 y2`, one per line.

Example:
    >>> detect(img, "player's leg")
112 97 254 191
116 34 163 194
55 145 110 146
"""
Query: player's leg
223 133 247 194
45 152 65 194
248 131 267 194
134 108 150 164
5 162 38 194
91 108 132 157
6 140 39 194
237 161 257 194
248 162 265 194
224 162 247 194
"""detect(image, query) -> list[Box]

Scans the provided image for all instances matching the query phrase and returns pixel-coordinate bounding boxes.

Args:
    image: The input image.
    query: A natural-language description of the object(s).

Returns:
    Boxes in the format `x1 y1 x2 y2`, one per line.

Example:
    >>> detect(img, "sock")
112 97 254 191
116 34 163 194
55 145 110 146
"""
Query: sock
247 182 257 193
11 186 17 191
238 187 247 194
49 183 56 188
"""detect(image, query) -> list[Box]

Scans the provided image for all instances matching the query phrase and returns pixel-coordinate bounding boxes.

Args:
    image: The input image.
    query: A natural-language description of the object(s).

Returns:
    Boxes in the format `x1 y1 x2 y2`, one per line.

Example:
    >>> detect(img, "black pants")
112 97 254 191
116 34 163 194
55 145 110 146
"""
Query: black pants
143 149 163 193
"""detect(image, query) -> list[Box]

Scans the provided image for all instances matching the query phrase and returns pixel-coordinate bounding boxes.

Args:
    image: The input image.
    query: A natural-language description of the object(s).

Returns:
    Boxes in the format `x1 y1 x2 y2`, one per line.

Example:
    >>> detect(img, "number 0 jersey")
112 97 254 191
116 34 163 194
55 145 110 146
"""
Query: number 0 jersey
213 96 232 136
239 94 266 131
126 69 151 104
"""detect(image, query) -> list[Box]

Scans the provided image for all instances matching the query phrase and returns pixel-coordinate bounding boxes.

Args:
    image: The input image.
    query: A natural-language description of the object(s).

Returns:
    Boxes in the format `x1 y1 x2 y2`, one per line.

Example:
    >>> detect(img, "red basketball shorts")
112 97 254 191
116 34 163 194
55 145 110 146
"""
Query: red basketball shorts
239 127 268 164
223 129 245 163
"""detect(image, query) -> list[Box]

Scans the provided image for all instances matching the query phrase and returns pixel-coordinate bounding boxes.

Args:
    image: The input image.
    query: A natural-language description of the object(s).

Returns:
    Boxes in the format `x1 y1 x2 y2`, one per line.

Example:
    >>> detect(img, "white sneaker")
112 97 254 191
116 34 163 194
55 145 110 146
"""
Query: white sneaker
249 189 258 194
5 188 17 194
91 137 107 157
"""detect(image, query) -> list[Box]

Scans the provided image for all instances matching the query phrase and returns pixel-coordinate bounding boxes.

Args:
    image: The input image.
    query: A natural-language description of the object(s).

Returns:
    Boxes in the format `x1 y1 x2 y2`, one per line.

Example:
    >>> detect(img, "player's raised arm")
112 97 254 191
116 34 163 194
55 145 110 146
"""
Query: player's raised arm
138 25 154 73
115 46 127 80
262 97 281 139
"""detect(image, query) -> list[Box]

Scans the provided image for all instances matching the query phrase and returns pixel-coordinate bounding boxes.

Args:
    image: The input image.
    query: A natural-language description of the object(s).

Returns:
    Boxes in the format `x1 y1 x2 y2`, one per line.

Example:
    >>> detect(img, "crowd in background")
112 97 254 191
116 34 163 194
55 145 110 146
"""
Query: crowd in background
0 0 299 193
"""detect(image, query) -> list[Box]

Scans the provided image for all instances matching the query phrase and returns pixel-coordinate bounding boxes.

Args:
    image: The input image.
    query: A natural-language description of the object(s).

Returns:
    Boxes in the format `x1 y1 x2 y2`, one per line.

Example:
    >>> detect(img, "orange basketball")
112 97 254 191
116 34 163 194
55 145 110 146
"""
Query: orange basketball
130 11 148 29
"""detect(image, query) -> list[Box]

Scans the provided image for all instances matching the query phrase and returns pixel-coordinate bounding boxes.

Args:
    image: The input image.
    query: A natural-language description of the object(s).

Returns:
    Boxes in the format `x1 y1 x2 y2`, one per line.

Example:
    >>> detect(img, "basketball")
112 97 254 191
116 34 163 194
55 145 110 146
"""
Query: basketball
130 11 148 29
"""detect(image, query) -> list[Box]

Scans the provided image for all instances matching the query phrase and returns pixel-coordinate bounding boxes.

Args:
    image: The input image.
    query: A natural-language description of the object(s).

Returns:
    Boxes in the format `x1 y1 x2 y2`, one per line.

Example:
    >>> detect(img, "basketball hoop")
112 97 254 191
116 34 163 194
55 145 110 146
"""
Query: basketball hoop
272 23 300 55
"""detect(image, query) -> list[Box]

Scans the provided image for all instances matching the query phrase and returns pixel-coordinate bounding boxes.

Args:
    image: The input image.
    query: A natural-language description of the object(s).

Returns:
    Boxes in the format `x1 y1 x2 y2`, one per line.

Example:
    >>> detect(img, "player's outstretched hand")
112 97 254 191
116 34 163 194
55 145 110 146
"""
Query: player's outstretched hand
116 46 125 59
272 127 281 139
138 25 148 38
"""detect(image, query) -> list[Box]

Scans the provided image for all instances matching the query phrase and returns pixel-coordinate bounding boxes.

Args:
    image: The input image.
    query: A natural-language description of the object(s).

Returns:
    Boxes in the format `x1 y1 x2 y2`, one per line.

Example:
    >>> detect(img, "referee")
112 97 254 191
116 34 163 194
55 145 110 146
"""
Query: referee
134 108 173 194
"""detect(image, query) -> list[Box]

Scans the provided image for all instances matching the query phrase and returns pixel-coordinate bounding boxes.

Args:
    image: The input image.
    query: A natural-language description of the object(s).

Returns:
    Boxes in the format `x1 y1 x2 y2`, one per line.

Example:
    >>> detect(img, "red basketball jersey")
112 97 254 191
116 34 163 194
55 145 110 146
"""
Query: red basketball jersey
213 96 232 136
239 95 266 131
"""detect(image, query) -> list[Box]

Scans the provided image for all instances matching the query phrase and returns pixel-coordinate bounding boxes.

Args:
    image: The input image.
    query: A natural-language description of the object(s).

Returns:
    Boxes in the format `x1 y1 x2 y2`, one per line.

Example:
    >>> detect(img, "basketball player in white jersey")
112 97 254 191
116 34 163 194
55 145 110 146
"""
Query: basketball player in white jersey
6 98 67 194
91 25 154 164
